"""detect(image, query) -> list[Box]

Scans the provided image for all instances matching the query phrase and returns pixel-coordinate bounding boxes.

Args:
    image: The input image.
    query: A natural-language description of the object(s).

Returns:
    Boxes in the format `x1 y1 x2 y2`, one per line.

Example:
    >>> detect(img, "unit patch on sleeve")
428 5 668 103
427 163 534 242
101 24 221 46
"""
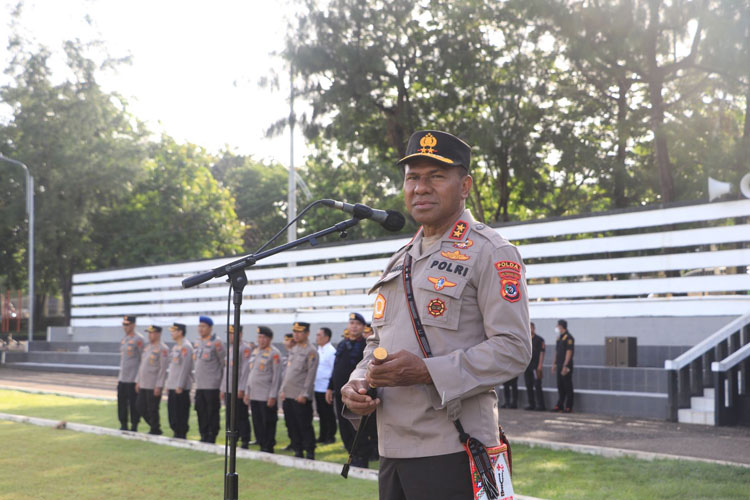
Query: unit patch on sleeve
373 293 387 320
449 220 469 240
427 298 447 317
500 276 521 303
494 260 521 274
440 250 470 261
427 276 457 291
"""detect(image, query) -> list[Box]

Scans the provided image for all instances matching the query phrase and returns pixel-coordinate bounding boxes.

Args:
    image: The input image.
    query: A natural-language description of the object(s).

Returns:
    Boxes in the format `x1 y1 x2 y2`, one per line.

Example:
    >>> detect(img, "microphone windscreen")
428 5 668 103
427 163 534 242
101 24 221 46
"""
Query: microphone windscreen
383 210 406 232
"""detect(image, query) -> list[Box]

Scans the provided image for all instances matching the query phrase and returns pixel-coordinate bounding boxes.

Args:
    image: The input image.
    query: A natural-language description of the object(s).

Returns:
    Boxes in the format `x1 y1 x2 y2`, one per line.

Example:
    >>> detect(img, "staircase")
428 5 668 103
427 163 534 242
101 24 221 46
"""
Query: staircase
2 341 120 376
677 388 715 425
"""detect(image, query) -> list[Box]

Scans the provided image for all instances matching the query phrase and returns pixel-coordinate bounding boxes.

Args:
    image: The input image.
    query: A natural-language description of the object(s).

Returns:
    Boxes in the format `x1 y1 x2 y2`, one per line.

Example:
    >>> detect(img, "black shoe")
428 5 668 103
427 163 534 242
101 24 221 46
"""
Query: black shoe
148 429 163 435
509 402 518 409
241 442 249 449
536 406 546 412
323 438 336 444
294 451 304 458
120 426 128 431
305 451 315 460
130 427 138 432
283 444 294 451
524 406 535 411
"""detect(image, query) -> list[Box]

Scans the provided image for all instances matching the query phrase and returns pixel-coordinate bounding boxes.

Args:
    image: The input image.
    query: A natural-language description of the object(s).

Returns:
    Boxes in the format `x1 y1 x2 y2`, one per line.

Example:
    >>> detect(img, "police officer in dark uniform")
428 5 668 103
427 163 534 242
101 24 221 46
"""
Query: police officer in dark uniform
325 312 368 466
524 322 546 411
553 319 575 412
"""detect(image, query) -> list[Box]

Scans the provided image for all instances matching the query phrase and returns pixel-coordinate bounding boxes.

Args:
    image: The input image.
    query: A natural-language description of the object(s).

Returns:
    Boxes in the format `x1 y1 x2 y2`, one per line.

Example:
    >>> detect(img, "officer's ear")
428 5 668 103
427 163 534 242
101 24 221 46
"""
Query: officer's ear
459 170 472 201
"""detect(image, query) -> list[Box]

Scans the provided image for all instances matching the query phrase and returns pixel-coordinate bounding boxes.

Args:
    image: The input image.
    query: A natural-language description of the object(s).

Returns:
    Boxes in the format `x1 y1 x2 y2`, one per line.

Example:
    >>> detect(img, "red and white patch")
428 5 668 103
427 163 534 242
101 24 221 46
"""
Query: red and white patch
494 260 521 274
427 298 447 317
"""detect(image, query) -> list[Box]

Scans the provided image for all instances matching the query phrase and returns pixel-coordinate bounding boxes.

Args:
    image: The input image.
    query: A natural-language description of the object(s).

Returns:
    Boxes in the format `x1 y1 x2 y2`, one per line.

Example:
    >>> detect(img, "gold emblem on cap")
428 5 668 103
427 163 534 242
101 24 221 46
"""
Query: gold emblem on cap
417 133 438 154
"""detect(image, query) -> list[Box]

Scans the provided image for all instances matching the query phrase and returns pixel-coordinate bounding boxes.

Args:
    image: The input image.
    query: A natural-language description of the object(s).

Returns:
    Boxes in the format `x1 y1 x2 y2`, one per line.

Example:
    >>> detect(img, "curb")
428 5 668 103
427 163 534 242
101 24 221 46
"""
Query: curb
0 384 116 401
513 437 750 469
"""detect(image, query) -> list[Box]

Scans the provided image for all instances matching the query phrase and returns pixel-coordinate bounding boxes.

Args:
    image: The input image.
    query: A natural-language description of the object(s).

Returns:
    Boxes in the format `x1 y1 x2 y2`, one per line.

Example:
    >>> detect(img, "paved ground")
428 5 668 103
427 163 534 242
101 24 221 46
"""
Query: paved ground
3 367 750 466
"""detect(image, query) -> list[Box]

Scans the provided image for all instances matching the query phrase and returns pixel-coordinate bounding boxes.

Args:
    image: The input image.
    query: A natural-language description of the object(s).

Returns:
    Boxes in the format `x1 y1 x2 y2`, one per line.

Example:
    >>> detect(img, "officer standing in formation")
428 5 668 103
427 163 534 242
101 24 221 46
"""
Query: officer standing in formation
244 326 282 453
342 130 531 499
220 325 253 448
193 315 225 443
553 319 575 412
326 312 367 465
314 327 337 444
165 322 193 439
117 315 144 432
524 321 546 411
135 325 169 435
279 321 319 459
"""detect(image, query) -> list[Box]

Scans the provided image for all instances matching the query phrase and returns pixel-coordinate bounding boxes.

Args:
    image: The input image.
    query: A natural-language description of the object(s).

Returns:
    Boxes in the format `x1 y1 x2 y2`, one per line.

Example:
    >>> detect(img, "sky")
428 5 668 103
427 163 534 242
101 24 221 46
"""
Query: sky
0 0 309 167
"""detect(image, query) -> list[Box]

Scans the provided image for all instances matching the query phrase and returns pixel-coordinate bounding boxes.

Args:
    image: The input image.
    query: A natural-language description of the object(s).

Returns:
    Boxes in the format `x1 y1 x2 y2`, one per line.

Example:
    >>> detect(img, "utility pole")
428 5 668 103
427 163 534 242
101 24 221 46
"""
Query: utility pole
0 155 34 346
287 65 297 245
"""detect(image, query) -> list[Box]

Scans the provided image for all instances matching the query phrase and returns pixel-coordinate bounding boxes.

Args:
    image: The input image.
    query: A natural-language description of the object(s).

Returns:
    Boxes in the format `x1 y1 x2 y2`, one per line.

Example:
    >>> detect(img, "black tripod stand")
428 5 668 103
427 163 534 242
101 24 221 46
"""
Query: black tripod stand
182 216 363 500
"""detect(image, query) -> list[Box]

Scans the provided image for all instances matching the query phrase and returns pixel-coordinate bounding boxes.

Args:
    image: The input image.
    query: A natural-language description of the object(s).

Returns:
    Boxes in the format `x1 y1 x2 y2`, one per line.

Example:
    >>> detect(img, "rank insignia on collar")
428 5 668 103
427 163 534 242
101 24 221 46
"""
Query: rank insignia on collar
449 220 469 240
428 276 457 291
501 277 521 303
427 298 447 317
453 239 473 249
441 249 470 261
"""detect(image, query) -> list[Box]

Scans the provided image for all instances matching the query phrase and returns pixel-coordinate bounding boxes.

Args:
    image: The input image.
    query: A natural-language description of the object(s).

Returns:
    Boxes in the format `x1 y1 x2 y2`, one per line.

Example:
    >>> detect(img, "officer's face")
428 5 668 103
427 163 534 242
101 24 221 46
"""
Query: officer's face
403 160 472 232
530 323 536 336
122 322 134 335
198 323 211 338
170 328 183 342
257 334 270 349
316 330 329 346
348 320 364 339
148 330 160 344
293 329 309 344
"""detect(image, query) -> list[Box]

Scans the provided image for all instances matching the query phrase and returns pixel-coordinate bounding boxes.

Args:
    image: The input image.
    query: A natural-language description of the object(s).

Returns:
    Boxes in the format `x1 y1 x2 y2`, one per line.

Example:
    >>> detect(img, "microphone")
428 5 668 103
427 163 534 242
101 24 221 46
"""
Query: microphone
321 199 406 232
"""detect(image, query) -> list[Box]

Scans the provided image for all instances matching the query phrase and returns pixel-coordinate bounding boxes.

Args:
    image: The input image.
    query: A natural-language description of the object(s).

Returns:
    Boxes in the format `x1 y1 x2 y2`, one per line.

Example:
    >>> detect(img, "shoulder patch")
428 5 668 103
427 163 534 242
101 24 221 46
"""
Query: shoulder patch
449 220 469 240
273 353 280 364
181 347 188 356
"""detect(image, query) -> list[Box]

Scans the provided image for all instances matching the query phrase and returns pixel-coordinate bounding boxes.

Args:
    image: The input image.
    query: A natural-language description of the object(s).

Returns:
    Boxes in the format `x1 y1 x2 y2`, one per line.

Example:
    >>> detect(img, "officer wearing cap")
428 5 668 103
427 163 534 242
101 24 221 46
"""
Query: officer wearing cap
220 325 254 448
117 315 144 431
280 332 296 452
279 321 319 459
165 322 193 438
326 312 368 466
193 315 226 443
135 325 169 435
342 130 531 498
244 326 282 453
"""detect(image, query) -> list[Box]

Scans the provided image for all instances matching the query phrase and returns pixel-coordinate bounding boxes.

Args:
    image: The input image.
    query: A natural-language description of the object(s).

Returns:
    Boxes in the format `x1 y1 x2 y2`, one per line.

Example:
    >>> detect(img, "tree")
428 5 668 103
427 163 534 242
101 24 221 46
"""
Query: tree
91 136 244 269
1 38 147 323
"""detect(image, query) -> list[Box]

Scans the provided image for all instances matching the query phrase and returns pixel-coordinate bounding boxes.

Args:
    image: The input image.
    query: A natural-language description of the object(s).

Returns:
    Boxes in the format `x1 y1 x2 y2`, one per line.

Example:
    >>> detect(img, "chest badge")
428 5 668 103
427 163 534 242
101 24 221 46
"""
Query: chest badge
428 276 457 292
427 298 447 317
440 250 470 261
452 239 473 249
373 293 386 320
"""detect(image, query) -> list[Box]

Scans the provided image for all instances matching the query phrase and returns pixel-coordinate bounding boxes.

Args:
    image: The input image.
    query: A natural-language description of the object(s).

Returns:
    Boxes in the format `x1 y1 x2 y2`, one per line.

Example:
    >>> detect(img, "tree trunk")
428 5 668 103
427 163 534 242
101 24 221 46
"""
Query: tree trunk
614 79 630 208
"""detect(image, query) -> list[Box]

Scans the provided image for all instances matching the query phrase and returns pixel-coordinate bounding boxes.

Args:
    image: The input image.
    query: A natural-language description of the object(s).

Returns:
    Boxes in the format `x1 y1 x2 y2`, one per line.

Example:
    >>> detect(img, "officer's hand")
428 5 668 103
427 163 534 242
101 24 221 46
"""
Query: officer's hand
536 368 543 379
296 395 307 404
238 390 245 399
135 383 140 393
220 391 225 402
176 387 183 394
243 394 250 405
325 389 333 405
279 392 285 400
341 379 378 416
154 387 161 397
366 350 432 388
267 397 276 407
561 366 570 376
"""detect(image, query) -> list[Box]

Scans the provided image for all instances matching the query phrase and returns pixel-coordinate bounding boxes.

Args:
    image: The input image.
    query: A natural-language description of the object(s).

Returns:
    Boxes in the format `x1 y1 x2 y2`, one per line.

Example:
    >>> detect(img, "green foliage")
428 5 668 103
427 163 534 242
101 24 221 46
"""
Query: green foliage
91 137 243 269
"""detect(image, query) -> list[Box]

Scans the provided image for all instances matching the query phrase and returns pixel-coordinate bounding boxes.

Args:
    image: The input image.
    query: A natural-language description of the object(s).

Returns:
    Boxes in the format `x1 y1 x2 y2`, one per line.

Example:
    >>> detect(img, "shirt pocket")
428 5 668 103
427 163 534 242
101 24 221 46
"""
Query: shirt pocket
370 270 402 328
415 275 467 331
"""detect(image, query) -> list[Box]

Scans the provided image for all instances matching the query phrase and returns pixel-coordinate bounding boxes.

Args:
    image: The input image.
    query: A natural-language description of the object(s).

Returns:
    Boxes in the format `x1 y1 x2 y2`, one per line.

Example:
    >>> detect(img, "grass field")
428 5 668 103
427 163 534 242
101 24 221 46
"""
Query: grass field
2 389 750 499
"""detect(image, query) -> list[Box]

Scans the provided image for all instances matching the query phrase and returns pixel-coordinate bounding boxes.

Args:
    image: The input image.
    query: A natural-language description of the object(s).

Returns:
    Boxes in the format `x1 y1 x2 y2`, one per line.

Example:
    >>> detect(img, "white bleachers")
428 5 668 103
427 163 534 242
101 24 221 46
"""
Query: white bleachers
71 199 750 327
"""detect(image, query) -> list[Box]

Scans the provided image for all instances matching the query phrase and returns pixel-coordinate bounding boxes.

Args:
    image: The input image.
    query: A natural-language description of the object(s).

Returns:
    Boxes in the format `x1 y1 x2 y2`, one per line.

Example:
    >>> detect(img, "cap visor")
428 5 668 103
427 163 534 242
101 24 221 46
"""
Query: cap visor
397 152 456 166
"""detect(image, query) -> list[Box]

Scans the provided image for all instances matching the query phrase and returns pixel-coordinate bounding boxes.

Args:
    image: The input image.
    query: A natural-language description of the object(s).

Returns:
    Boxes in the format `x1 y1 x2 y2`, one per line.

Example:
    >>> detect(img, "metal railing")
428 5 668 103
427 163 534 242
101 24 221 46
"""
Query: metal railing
665 312 750 422
712 337 750 426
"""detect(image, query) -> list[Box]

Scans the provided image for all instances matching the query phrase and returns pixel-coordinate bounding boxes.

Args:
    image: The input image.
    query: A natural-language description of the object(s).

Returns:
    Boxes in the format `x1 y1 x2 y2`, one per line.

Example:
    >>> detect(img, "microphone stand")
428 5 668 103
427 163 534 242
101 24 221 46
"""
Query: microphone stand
183 217 363 500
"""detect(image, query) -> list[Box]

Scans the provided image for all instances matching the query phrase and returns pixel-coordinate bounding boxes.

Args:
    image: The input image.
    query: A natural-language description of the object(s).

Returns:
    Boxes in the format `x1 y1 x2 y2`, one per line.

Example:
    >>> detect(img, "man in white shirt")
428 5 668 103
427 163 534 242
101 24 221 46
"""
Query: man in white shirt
314 327 337 444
